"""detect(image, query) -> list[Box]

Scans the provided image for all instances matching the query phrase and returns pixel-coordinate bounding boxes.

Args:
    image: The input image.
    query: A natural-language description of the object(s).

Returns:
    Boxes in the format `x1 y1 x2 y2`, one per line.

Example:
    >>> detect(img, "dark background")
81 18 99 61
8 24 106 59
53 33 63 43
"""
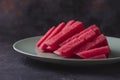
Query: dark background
0 0 120 80
0 0 120 40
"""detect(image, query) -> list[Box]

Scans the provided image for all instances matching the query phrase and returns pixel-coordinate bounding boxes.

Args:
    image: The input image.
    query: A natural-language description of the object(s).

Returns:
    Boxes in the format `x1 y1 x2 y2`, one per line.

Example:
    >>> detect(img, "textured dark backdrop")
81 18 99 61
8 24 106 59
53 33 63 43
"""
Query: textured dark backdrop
0 0 120 41
0 0 120 80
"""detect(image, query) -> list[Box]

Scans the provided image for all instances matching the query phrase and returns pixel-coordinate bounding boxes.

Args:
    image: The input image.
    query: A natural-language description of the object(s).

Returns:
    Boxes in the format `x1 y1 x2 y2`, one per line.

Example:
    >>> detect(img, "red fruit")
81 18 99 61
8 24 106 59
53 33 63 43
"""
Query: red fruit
79 24 100 36
60 24 100 46
74 34 108 53
88 54 106 59
80 29 98 41
46 22 65 40
54 29 98 58
36 26 55 47
62 20 75 31
38 44 48 52
39 22 65 51
36 20 110 59
76 46 110 59
54 39 85 58
45 21 85 51
89 24 100 36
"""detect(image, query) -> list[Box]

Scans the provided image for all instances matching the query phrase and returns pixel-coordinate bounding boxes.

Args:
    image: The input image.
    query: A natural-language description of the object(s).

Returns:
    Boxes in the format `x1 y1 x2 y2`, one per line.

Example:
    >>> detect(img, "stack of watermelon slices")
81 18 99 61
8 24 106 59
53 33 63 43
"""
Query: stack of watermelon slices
36 20 110 59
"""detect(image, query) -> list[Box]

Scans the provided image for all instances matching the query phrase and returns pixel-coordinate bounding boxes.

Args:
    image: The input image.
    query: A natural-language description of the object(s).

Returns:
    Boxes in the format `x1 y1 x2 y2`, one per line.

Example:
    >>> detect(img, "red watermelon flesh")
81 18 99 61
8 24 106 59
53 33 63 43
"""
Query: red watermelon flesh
54 39 85 58
90 25 100 36
82 29 98 42
39 22 65 51
36 26 55 47
60 24 100 46
61 20 75 31
45 21 84 51
88 54 106 59
54 29 98 58
76 46 110 59
79 24 100 36
38 44 49 52
46 22 65 40
74 34 108 53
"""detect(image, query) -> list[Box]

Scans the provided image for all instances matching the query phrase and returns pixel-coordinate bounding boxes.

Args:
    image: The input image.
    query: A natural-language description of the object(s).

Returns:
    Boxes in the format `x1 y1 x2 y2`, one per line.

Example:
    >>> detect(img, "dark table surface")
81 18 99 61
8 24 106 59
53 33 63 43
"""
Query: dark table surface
1 36 120 80
1 0 120 80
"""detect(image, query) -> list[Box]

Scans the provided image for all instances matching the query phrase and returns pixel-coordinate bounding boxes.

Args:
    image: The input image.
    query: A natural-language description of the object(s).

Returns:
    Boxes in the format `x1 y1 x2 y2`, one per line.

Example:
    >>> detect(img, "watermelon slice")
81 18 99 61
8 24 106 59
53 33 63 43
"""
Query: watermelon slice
74 34 108 53
45 22 65 40
36 26 55 47
54 39 85 58
45 21 85 51
79 24 100 36
37 20 75 51
39 22 66 51
88 54 106 59
38 44 49 52
54 29 98 58
76 46 110 59
60 24 100 46
90 25 100 36
61 20 75 31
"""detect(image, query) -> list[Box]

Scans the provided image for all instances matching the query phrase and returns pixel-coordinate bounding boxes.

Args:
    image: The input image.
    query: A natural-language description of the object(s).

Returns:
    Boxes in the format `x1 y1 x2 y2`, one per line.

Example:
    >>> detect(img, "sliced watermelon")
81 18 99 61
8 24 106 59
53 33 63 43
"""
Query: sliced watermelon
61 20 75 31
38 44 48 52
45 21 85 51
90 24 100 36
76 46 110 58
39 22 65 51
60 24 100 46
36 26 55 47
88 54 106 59
46 22 65 40
54 29 98 58
81 29 98 41
36 20 110 59
54 39 85 58
74 34 108 53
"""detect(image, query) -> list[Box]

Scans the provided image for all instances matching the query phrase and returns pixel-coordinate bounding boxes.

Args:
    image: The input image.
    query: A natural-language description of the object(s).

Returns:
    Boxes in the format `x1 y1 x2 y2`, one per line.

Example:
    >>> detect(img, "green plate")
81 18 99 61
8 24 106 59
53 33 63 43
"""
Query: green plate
13 36 120 66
